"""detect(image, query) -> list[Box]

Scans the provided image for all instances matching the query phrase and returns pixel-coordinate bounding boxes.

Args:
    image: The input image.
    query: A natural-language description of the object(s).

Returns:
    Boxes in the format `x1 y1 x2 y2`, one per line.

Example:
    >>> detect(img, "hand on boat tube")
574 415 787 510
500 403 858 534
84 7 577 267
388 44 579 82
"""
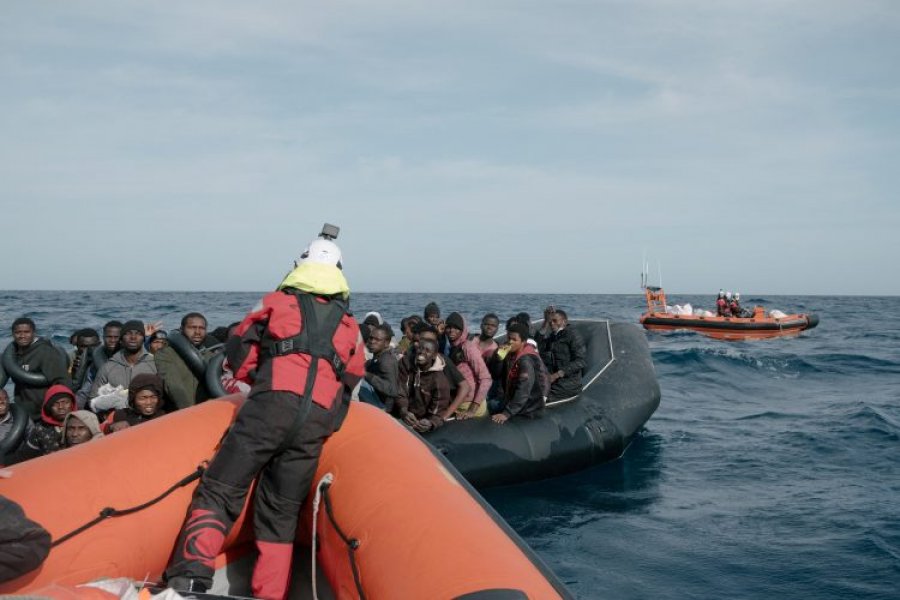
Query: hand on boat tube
492 413 509 425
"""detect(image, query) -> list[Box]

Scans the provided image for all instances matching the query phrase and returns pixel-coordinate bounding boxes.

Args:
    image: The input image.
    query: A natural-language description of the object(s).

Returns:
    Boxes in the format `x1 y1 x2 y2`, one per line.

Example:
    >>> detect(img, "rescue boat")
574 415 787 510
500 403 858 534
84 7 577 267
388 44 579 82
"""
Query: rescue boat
0 397 572 599
639 287 819 341
427 320 661 488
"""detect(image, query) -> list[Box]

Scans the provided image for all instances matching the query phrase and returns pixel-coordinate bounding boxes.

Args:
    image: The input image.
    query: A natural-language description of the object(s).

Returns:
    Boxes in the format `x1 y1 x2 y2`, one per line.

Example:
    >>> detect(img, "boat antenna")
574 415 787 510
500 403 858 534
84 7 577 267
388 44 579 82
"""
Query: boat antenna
641 252 647 289
657 261 663 288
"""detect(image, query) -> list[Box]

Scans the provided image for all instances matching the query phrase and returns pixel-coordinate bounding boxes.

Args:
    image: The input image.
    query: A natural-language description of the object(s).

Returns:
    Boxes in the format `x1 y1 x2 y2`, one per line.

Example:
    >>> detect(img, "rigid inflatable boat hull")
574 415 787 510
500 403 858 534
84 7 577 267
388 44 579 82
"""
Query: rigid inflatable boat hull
641 312 819 340
427 321 661 488
0 399 571 599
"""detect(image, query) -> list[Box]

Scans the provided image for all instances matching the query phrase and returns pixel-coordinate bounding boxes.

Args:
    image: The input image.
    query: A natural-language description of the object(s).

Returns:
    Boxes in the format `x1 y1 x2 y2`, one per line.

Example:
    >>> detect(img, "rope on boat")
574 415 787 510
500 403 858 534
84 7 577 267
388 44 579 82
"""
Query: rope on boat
311 472 366 600
50 465 206 548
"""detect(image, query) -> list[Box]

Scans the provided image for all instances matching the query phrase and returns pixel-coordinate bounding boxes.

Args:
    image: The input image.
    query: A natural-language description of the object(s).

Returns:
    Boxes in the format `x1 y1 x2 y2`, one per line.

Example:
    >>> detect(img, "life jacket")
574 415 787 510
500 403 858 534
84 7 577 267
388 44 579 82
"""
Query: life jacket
716 298 731 317
260 290 350 401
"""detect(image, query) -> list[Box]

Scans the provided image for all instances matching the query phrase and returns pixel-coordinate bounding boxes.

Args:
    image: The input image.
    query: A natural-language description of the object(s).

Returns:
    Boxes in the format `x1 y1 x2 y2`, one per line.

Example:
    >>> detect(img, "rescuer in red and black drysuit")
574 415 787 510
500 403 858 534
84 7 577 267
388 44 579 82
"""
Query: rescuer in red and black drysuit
165 231 365 600
716 290 731 317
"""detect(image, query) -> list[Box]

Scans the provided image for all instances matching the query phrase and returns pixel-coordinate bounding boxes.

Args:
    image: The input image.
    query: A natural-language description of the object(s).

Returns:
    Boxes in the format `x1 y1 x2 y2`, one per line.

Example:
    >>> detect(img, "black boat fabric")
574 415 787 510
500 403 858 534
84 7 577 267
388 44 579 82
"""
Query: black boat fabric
426 321 661 488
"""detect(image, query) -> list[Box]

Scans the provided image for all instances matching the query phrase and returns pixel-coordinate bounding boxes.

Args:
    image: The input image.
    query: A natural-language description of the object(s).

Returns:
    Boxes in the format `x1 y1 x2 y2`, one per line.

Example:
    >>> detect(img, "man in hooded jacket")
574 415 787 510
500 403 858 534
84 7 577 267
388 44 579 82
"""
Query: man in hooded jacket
4 384 76 464
165 228 365 600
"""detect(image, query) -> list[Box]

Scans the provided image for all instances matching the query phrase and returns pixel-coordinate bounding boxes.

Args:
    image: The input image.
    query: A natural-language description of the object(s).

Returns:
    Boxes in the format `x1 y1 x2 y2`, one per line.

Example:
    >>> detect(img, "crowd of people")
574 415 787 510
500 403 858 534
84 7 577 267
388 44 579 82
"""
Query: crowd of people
359 302 586 431
0 301 587 464
0 313 227 465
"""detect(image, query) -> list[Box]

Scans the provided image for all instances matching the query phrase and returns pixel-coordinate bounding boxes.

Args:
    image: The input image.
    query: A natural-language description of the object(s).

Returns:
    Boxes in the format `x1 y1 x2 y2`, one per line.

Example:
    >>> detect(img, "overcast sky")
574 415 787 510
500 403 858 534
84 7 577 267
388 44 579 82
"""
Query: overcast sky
1 1 897 295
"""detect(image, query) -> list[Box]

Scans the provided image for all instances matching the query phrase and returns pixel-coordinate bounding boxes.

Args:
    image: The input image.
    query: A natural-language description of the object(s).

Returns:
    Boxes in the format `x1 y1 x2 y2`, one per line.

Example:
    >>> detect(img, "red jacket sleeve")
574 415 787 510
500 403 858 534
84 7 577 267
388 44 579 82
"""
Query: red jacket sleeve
226 295 273 383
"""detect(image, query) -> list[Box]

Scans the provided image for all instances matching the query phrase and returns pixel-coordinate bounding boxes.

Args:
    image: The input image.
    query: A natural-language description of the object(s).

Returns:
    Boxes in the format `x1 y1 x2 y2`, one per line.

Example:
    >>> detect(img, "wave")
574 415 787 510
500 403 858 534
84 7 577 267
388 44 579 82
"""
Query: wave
652 346 900 378
652 347 817 376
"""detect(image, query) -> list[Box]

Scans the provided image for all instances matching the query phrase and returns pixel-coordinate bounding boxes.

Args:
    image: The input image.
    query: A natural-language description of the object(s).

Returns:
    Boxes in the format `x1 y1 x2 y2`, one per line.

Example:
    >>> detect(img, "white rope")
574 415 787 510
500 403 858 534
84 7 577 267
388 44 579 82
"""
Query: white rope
311 472 334 600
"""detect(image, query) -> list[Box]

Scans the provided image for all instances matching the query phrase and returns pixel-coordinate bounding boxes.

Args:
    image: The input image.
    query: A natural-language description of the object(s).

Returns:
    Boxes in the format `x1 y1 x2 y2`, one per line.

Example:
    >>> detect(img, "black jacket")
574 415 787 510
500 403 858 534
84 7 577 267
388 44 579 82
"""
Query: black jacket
544 326 587 399
12 339 69 420
365 350 400 406
502 350 549 419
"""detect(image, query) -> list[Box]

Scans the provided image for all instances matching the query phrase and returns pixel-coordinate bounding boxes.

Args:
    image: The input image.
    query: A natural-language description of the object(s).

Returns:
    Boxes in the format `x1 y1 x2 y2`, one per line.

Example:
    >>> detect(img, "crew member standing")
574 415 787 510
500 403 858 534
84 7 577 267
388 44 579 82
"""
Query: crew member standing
165 225 365 599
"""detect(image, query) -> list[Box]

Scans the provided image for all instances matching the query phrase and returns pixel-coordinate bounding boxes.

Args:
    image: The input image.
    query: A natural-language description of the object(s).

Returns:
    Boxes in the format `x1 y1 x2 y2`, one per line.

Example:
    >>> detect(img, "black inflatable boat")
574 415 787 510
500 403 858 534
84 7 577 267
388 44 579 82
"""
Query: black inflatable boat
425 320 661 488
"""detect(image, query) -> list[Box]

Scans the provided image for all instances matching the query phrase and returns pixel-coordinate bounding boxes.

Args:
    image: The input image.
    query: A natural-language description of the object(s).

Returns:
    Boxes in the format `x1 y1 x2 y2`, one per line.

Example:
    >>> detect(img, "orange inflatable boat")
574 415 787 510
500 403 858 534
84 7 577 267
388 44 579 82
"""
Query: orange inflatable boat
640 287 819 341
0 397 571 599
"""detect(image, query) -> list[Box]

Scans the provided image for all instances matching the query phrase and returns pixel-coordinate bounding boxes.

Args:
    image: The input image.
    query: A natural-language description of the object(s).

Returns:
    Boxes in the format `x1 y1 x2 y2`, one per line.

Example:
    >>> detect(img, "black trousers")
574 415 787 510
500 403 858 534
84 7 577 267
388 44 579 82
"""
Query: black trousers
166 391 339 589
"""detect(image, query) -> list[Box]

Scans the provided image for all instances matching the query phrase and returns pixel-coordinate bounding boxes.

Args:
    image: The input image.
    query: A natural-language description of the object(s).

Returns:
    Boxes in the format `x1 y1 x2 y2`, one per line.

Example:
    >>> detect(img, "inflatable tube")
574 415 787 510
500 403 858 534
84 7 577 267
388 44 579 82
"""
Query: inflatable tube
640 312 817 340
639 287 818 340
2 343 49 387
1 341 70 388
166 330 208 379
0 359 7 389
0 399 571 599
426 321 661 489
0 402 29 458
204 351 228 399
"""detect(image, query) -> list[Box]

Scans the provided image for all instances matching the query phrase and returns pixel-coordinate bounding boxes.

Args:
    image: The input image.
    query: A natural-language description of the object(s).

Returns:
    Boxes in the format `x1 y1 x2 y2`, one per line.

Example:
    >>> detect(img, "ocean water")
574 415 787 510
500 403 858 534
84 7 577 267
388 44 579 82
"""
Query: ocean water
2 291 898 599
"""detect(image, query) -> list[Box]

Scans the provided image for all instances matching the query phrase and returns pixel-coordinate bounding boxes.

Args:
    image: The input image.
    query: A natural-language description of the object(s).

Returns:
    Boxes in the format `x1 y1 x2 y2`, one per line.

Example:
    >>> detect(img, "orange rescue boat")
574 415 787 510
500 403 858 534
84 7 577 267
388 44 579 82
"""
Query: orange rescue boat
0 397 571 599
639 287 819 341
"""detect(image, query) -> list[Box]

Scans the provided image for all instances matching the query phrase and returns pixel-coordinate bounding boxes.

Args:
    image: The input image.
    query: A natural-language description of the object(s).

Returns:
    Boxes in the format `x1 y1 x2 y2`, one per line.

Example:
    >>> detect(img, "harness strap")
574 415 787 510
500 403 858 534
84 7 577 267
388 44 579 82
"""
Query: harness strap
274 292 348 454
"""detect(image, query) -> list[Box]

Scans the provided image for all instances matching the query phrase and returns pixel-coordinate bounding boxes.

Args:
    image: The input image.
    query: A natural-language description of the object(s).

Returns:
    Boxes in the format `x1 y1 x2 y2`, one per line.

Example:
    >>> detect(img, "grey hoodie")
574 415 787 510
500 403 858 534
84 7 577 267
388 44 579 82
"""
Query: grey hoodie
61 410 104 447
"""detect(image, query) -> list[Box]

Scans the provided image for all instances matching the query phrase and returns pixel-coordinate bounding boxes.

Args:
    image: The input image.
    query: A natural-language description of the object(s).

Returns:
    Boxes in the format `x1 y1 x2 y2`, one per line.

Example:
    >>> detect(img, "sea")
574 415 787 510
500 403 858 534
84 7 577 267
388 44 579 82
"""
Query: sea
2 291 898 599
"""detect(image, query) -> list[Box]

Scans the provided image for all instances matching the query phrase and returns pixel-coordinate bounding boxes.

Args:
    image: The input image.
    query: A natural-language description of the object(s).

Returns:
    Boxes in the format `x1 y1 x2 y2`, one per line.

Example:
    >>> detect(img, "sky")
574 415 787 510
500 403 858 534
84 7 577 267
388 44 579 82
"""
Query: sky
1 1 898 295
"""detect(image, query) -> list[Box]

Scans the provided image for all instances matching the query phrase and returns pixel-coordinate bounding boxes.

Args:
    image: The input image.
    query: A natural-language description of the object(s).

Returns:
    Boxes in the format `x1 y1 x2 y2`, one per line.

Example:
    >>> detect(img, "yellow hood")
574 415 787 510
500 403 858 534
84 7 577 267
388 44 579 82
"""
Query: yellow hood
277 262 350 299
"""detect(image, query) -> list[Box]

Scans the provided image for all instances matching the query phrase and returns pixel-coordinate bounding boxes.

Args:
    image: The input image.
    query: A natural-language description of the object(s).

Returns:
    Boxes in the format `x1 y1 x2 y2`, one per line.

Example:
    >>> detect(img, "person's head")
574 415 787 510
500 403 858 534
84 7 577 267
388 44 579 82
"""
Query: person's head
129 373 164 416
424 302 441 326
515 312 531 330
444 312 465 343
507 324 530 354
402 316 422 340
65 415 92 446
298 238 343 269
734 292 741 301
44 387 75 422
0 389 9 418
120 320 146 353
62 410 102 447
103 320 123 353
718 289 725 299
481 313 500 338
414 323 439 348
366 324 393 357
147 330 168 354
551 309 568 332
416 338 438 369
725 291 733 301
181 313 208 347
11 317 36 348
361 313 382 340
75 328 100 352
543 305 557 320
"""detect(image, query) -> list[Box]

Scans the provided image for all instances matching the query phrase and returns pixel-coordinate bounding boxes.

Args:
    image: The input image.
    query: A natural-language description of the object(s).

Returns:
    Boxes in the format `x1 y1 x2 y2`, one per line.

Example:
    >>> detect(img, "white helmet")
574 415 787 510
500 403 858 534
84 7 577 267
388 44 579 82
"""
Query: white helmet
298 238 343 269
718 289 725 298
734 292 741 301
725 291 733 300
